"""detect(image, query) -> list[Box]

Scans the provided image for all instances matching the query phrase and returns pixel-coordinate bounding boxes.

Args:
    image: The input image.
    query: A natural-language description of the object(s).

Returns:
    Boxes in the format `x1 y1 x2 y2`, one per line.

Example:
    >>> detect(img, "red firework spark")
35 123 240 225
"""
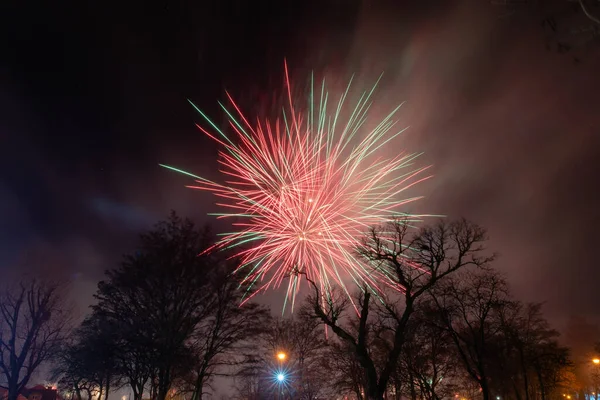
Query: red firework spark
162 62 432 308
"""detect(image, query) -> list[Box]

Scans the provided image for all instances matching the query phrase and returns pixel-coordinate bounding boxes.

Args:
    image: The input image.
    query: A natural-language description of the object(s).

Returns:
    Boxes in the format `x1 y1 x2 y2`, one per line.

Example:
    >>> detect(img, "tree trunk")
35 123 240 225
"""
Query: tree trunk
158 386 168 400
192 372 205 400
150 373 158 400
517 346 530 400
535 366 546 400
158 384 169 400
7 375 22 400
393 378 402 400
365 377 383 399
105 375 111 400
138 382 146 400
363 363 384 400
157 367 171 400
408 370 417 400
129 381 145 400
511 378 522 400
481 377 491 400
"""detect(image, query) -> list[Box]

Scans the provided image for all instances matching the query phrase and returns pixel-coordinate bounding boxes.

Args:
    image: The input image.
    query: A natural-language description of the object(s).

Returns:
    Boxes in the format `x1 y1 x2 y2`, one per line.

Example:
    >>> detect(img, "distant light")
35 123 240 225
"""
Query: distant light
277 352 286 361
594 358 600 364
276 373 285 382
497 397 501 400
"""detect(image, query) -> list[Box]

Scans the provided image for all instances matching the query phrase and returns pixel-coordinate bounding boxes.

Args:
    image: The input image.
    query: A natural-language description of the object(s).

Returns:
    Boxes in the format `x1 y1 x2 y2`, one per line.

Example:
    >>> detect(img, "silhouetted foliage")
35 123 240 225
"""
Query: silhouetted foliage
53 213 271 400
54 339 98 400
92 212 216 400
53 314 119 400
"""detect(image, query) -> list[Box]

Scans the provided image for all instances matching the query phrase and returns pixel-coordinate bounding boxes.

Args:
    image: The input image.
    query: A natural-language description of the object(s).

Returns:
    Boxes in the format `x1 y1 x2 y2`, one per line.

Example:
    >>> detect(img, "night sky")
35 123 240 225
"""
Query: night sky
2 0 600 334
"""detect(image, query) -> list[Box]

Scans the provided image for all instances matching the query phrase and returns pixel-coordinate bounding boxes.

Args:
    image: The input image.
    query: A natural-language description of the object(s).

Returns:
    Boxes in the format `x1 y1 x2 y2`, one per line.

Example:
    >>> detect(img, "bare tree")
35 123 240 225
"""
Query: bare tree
400 306 460 400
54 309 150 400
233 359 267 400
184 263 271 400
325 340 366 399
497 302 572 400
53 336 103 400
303 218 493 400
0 279 70 400
491 0 600 56
430 270 510 400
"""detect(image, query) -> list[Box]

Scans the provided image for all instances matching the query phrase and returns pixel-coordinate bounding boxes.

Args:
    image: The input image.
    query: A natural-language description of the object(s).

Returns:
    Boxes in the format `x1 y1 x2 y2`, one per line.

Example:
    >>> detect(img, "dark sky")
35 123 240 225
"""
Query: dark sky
2 0 600 335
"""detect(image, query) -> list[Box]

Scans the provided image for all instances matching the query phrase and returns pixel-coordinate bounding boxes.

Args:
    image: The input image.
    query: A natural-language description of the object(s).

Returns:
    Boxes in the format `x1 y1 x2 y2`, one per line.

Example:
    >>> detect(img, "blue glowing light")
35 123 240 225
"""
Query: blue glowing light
276 373 285 382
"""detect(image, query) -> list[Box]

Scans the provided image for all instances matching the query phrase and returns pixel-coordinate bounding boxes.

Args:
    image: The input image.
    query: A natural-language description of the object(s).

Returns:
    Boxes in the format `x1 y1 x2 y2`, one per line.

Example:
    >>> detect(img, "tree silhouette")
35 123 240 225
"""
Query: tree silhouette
0 280 69 400
93 212 215 400
304 218 493 400
181 262 270 400
400 306 460 400
53 314 119 400
430 270 509 400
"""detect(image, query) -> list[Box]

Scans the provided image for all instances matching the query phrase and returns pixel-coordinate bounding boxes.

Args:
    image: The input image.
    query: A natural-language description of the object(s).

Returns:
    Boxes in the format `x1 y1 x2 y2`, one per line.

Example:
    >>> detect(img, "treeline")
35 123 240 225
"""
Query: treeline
0 213 582 400
53 213 269 400
234 219 573 400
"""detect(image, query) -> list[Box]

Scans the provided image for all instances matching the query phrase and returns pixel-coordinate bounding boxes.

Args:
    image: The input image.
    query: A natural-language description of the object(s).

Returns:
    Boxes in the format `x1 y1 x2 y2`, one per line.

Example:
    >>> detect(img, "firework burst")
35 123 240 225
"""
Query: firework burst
162 62 432 308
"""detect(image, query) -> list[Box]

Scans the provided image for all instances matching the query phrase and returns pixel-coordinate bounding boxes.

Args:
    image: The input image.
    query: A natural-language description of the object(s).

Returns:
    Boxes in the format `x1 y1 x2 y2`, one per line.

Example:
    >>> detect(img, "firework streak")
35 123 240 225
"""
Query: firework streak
162 62 432 309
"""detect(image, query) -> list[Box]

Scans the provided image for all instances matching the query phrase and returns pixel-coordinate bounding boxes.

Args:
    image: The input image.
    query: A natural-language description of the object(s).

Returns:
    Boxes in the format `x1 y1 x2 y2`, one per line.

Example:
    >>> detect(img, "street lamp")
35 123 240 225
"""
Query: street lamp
274 371 287 400
274 352 288 400
592 359 600 400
